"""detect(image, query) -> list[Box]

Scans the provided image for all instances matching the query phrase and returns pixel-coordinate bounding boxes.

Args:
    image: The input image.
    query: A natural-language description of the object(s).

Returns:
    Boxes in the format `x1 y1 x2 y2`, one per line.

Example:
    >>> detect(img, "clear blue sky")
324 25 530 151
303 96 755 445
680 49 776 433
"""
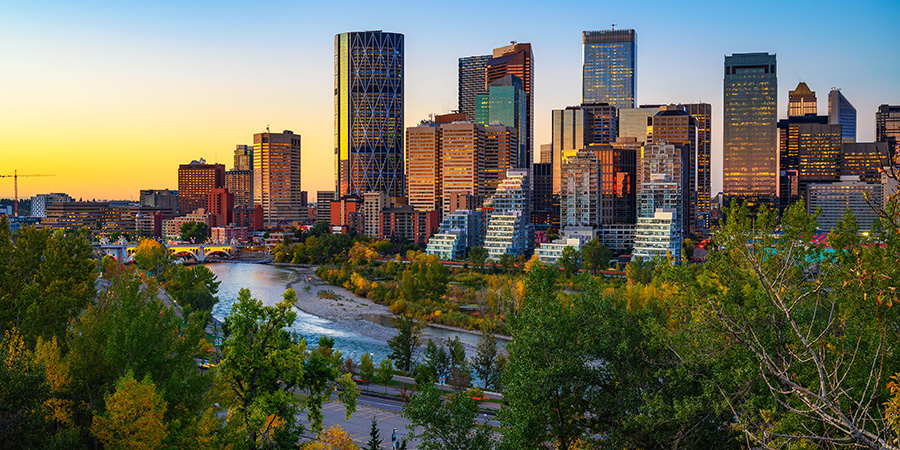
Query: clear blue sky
1 0 897 200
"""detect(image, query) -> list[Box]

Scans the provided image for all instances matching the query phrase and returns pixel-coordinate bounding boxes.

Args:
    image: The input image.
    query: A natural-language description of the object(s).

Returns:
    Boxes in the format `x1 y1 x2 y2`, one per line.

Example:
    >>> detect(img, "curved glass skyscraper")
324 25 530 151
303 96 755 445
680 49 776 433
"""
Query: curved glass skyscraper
335 31 404 198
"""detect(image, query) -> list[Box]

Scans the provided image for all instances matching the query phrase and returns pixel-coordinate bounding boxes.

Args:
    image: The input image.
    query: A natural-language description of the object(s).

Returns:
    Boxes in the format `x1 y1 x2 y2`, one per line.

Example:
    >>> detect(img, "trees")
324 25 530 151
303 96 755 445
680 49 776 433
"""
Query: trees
400 254 448 304
359 352 375 388
472 327 499 391
365 418 383 450
402 384 493 450
0 328 51 449
375 358 394 394
133 238 169 276
163 264 221 312
387 315 422 373
580 238 611 274
469 247 488 271
557 246 581 277
91 372 168 450
219 288 357 448
179 221 209 243
302 425 359 450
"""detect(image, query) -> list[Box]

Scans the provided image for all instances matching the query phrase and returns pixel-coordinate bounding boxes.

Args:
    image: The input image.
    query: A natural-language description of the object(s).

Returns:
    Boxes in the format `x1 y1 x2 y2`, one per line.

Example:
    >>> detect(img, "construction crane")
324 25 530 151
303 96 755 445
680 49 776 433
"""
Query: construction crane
0 170 55 217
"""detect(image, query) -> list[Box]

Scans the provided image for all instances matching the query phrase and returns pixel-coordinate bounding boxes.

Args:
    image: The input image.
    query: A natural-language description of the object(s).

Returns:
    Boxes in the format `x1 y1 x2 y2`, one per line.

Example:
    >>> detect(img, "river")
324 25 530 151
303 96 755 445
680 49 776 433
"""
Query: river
204 263 500 365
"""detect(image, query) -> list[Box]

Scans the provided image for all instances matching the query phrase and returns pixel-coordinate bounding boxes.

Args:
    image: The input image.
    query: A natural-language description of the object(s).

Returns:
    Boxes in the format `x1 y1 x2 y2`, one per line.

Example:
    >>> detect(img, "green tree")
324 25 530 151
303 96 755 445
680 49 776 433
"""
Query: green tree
179 221 209 243
375 358 394 394
91 372 168 450
580 238 611 274
163 264 220 312
557 246 581 277
422 340 450 382
219 288 357 448
468 246 487 271
359 352 375 388
472 327 498 391
0 328 51 449
387 315 422 373
446 337 471 390
133 238 169 276
402 384 493 450
365 418 383 450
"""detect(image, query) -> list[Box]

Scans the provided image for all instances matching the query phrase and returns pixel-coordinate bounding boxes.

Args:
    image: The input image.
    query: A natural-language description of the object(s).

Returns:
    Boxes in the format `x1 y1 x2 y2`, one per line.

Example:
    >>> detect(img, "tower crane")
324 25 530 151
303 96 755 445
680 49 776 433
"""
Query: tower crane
0 170 55 217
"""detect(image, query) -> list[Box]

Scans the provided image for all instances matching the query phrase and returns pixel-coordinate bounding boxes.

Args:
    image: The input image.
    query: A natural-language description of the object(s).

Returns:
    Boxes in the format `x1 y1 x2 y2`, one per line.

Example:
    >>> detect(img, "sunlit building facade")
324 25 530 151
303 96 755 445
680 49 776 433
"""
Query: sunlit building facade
178 159 225 217
788 82 817 116
828 89 856 143
777 116 841 209
474 74 526 168
648 105 696 233
841 142 888 184
405 123 441 213
617 106 657 144
808 176 882 232
582 29 636 109
486 43 533 168
335 31 404 198
723 52 778 202
685 103 712 227
440 122 486 215
484 125 519 197
877 105 900 162
458 55 491 122
253 130 302 226
551 106 591 194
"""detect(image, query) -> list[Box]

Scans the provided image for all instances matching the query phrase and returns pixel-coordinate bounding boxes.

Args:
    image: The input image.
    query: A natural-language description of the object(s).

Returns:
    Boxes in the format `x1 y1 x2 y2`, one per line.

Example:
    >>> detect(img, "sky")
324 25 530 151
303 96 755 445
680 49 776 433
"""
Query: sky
1 0 898 202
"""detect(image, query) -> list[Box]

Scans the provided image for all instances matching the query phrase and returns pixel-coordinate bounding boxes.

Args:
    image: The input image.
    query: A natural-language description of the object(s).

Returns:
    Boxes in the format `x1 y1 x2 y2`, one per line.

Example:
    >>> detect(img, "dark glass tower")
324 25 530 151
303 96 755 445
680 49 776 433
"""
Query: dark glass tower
458 55 491 122
487 43 533 168
827 89 856 143
582 29 636 109
723 52 777 202
685 103 712 227
334 31 404 198
877 105 900 163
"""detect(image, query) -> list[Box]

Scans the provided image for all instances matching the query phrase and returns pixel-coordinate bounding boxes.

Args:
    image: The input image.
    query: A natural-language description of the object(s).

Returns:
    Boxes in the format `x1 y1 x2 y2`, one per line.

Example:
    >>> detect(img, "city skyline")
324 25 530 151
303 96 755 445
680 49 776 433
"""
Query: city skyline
2 0 898 201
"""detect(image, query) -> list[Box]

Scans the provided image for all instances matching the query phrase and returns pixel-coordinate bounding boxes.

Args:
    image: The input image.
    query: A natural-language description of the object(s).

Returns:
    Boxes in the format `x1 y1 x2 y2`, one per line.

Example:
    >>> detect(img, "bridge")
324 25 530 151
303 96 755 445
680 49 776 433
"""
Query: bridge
95 242 237 263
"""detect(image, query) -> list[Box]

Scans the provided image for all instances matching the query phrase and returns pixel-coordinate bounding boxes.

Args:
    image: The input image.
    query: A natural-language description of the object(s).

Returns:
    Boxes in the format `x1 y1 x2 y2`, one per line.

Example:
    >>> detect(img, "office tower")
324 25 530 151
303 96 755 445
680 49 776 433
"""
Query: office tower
617 106 658 144
178 159 225 216
551 107 592 194
828 89 856 143
234 145 252 171
226 170 252 207
486 42 533 168
316 191 335 224
139 189 177 216
335 31 404 198
441 121 486 214
405 122 441 213
777 116 841 209
581 102 617 145
841 142 889 184
597 139 638 225
723 53 778 202
540 143 552 164
788 82 817 116
808 176 882 231
560 151 600 228
484 125 519 196
363 192 389 237
649 105 696 233
684 103 712 227
483 169 534 259
206 188 234 227
253 130 302 226
582 29 636 109
532 162 553 227
474 74 527 167
876 105 900 162
458 55 491 122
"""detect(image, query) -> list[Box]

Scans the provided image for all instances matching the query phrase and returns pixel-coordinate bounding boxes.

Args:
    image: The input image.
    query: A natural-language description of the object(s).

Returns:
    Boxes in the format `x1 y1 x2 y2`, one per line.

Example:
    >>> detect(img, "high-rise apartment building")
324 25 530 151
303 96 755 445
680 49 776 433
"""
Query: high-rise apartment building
723 53 778 202
828 89 856 143
178 159 225 216
876 105 900 162
483 169 534 259
484 125 519 197
777 116 841 209
560 151 600 229
405 122 441 213
253 130 302 226
316 191 336 225
335 31 404 198
582 29 636 109
596 139 638 225
234 145 252 171
634 141 684 259
648 105 696 233
486 42 533 168
226 170 252 207
458 55 491 122
808 176 882 232
363 192 389 238
206 188 234 227
788 82 817 116
474 74 526 167
551 107 592 194
441 122 486 214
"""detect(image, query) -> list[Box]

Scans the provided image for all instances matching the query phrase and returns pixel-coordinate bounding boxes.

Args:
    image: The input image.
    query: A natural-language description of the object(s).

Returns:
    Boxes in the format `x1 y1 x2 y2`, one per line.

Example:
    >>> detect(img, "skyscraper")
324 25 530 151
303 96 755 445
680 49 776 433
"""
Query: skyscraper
335 31 404 198
724 53 778 202
560 151 601 229
788 82 817 116
581 102 617 145
405 122 441 213
484 125 519 197
617 106 658 144
551 106 592 194
440 121 486 214
685 103 712 226
458 55 491 122
234 145 252 171
828 89 856 143
178 159 225 217
876 105 900 162
582 29 636 109
474 74 527 168
253 130 302 226
486 43 533 168
777 116 841 209
648 105 695 233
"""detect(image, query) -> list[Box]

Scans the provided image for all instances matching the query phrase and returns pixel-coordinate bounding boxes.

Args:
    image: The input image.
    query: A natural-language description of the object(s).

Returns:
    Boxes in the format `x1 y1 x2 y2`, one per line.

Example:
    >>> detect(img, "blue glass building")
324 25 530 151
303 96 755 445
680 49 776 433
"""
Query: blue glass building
582 29 636 109
474 74 527 169
828 88 857 143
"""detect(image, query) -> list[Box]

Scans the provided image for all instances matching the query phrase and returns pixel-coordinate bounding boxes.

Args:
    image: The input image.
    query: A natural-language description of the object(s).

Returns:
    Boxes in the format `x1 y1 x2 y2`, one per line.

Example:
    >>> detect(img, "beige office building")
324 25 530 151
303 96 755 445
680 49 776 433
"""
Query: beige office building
441 122 485 214
406 125 442 213
253 130 302 226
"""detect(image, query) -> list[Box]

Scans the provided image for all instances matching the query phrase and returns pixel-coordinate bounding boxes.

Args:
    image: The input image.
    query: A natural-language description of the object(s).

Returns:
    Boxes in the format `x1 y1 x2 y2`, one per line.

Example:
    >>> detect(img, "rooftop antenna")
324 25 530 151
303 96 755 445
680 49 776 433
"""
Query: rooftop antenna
266 124 270 133
611 23 616 30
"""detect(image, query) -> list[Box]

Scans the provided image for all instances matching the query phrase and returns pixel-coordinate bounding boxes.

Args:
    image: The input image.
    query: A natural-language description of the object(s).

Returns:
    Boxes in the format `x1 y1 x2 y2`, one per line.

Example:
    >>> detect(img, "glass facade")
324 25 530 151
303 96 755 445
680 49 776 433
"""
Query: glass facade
582 29 636 109
458 55 491 122
723 52 778 201
334 31 404 198
777 116 841 209
486 43 533 168
551 107 590 194
685 103 712 228
474 74 526 169
828 89 856 143
876 105 900 163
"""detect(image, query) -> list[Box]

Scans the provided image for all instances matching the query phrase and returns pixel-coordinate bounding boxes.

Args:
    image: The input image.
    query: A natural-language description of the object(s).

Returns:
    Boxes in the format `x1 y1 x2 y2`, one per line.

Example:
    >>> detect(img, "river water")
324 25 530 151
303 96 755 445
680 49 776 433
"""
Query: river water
204 263 497 365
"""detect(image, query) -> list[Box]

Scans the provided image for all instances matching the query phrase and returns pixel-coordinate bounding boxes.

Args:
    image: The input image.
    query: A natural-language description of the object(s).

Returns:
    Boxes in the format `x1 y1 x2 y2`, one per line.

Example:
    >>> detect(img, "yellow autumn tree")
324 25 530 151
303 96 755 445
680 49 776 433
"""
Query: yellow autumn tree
133 238 169 275
33 336 74 426
301 425 359 450
91 372 168 450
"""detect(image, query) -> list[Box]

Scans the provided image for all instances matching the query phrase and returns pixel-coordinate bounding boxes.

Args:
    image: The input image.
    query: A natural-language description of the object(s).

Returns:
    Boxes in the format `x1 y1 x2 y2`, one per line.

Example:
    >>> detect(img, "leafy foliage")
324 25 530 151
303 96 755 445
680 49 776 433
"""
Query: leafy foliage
91 372 168 450
179 221 209 243
402 384 493 450
387 315 422 373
